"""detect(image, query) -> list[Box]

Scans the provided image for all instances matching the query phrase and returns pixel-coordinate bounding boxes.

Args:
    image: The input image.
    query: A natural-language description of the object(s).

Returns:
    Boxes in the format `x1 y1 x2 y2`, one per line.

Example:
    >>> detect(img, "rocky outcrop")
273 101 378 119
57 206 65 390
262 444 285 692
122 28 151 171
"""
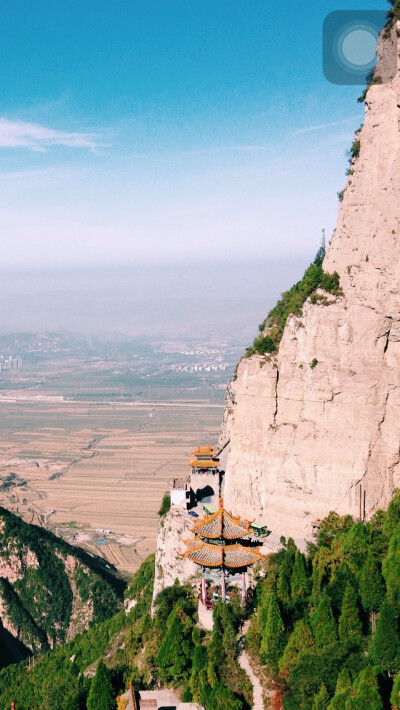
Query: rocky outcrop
222 22 400 546
153 508 200 608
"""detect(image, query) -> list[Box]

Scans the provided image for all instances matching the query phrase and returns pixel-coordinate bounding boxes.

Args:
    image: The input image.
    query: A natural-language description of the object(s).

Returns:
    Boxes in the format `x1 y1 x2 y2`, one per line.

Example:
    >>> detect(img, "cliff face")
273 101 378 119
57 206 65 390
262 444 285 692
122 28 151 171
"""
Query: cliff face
222 23 400 545
153 508 199 607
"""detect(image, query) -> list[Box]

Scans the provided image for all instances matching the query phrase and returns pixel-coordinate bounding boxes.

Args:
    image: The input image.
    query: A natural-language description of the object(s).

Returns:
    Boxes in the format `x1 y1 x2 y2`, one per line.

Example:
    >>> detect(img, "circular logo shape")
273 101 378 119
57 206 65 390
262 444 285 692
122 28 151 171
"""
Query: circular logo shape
337 23 378 71
323 11 391 86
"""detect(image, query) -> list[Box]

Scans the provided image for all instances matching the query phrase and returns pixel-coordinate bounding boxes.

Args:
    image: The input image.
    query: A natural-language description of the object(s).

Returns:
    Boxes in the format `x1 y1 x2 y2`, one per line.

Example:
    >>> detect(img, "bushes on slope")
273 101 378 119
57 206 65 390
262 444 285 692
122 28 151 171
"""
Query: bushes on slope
247 492 400 709
246 247 342 357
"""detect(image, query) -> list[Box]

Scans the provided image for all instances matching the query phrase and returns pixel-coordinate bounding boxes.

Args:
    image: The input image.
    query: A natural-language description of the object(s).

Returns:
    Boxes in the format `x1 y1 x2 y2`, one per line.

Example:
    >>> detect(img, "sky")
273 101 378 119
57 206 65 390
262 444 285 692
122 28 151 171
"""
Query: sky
0 0 388 269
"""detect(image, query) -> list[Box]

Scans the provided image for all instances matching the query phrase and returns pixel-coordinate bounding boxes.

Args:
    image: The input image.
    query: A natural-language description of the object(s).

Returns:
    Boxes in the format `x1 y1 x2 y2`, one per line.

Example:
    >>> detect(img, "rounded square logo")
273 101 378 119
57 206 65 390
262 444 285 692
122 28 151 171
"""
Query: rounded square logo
323 10 391 85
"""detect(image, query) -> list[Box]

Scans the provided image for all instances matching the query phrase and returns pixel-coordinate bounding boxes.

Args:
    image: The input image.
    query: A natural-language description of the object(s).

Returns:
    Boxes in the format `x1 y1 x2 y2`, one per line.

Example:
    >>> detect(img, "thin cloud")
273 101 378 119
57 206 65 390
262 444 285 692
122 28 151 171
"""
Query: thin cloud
291 115 363 137
0 117 101 151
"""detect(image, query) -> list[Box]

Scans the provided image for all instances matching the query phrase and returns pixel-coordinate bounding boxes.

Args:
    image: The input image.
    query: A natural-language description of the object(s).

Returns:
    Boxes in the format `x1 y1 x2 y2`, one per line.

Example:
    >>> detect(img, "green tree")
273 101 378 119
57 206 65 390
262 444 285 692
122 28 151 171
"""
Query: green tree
390 672 400 709
260 592 285 671
279 619 314 677
156 604 193 684
188 629 207 702
277 546 295 605
345 666 383 710
382 522 400 612
383 489 400 536
338 584 362 643
86 660 115 710
291 551 309 601
311 596 337 649
369 599 400 674
328 668 351 710
312 683 330 710
277 565 291 605
359 550 385 630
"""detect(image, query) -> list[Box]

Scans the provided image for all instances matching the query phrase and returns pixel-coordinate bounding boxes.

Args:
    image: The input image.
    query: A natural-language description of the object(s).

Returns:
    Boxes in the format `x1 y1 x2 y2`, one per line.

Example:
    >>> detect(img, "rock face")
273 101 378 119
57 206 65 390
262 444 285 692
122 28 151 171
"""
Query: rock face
222 23 400 546
153 508 199 608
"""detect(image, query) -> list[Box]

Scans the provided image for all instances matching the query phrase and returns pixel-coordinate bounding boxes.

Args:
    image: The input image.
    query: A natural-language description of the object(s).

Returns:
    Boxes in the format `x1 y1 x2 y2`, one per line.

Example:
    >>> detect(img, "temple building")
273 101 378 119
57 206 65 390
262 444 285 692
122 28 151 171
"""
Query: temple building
181 499 263 607
189 445 219 474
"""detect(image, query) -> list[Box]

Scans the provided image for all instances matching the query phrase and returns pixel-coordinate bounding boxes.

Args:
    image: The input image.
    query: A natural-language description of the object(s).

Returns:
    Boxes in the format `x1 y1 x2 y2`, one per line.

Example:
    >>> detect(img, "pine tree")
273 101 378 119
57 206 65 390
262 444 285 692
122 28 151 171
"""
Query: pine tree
258 588 272 628
310 564 324 606
383 489 400 536
188 636 207 702
328 668 351 710
382 522 400 612
86 660 115 710
277 547 295 606
390 672 400 709
310 596 337 649
359 550 385 630
156 604 193 684
278 619 314 677
369 599 400 674
277 565 291 605
346 666 383 710
291 551 309 600
312 683 330 710
338 584 362 642
260 592 286 672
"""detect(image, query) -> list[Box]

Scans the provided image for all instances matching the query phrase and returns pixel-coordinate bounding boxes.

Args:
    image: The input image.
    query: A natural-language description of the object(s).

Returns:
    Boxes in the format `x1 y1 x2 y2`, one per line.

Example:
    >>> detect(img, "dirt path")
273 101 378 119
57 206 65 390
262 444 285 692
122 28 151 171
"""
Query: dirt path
238 649 265 710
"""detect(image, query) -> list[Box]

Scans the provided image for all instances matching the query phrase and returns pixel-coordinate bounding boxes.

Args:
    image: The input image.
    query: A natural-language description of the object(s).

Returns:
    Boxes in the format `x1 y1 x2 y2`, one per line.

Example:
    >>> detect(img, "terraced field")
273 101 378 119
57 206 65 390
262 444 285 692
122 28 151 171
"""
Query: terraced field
0 397 224 575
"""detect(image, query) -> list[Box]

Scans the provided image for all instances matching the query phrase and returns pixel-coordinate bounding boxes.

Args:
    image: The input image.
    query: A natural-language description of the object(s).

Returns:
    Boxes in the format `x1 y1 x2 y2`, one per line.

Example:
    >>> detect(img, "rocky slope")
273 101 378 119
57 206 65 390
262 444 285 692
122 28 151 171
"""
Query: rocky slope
0 506 123 667
152 508 199 605
222 22 400 546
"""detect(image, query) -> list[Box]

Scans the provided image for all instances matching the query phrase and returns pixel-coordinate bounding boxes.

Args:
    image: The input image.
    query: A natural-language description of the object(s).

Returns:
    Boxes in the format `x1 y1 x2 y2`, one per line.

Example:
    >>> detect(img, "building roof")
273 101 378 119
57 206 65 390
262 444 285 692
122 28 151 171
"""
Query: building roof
189 458 219 469
191 502 252 540
181 540 262 569
172 478 188 490
190 444 219 468
192 445 217 457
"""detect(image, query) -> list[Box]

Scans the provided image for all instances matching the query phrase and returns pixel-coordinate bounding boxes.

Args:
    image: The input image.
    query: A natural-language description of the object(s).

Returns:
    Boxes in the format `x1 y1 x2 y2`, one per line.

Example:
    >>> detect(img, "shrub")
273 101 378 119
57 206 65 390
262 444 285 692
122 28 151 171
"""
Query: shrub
158 492 171 517
350 139 361 160
310 358 318 369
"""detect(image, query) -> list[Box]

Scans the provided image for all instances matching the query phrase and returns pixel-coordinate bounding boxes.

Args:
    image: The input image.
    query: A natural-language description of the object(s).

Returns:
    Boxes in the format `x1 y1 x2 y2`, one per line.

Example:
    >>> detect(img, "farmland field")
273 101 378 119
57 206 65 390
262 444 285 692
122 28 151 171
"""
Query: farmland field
0 396 224 575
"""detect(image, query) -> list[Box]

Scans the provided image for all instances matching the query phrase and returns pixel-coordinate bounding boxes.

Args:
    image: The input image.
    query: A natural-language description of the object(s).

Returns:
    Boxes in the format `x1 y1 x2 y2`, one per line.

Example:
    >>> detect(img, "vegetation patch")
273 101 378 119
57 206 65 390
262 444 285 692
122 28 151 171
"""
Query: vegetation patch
246 247 342 357
246 490 400 709
0 507 123 651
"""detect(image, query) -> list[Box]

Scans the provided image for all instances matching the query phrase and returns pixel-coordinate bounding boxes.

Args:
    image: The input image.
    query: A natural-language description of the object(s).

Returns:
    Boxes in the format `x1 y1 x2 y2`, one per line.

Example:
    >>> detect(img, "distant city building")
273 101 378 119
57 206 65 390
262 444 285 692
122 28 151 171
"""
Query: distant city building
0 355 22 371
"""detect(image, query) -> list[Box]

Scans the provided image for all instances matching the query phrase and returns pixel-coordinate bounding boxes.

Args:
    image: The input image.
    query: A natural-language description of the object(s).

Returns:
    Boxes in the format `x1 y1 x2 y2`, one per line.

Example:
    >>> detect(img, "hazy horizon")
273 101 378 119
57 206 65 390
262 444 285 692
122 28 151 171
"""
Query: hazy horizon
0 257 309 342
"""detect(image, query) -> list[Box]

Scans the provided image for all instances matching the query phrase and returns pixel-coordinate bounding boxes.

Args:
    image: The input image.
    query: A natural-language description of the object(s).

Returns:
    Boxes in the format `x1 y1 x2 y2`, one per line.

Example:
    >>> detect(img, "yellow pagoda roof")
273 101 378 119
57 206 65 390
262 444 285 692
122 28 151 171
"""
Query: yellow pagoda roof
191 502 253 540
189 458 219 469
181 540 262 569
192 445 217 457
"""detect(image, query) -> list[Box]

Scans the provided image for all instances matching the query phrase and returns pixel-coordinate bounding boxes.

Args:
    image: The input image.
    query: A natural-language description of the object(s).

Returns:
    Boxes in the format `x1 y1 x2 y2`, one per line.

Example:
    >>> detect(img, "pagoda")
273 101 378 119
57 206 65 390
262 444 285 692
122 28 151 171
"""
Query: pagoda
189 445 219 474
181 499 263 606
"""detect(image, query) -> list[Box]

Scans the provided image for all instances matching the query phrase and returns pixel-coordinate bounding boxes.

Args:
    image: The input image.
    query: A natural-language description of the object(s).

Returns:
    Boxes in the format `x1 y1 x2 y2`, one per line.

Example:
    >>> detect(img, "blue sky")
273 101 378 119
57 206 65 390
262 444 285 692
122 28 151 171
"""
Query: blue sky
0 0 387 268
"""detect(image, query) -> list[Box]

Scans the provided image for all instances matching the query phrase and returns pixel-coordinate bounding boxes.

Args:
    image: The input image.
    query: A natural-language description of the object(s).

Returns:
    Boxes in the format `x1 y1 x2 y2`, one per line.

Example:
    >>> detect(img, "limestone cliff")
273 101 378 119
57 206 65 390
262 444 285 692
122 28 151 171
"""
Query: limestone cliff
152 508 200 606
222 22 400 546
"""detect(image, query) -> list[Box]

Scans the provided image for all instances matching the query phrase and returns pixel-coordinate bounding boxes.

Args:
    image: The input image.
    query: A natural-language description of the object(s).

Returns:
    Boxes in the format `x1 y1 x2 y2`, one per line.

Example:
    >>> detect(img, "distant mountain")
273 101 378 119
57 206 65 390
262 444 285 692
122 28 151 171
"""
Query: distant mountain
0 506 124 668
